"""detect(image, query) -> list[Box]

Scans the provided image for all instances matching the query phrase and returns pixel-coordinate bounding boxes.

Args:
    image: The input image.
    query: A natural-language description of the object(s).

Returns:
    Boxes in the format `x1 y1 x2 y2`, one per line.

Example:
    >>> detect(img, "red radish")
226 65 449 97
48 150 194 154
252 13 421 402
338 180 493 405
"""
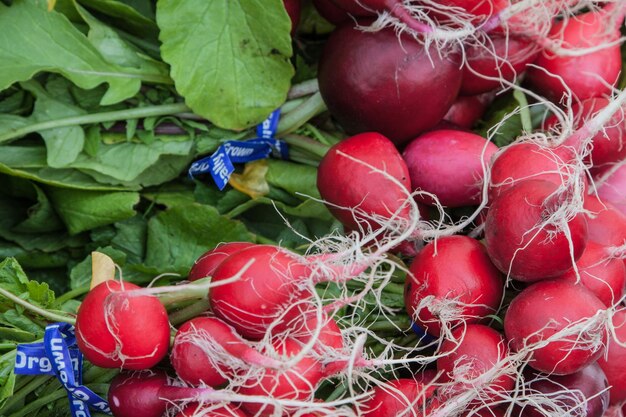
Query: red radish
402 129 498 207
313 0 353 24
598 165 626 215
284 0 302 35
597 309 626 405
359 371 438 417
237 338 325 416
318 24 462 145
174 404 246 417
437 324 514 398
171 316 282 386
443 93 494 129
523 362 610 417
461 407 506 417
404 236 504 337
484 180 589 281
555 241 626 307
435 0 509 19
527 8 623 102
317 132 413 233
584 194 626 249
108 371 169 417
188 242 255 281
75 280 170 370
504 280 607 375
461 35 539 95
328 0 376 17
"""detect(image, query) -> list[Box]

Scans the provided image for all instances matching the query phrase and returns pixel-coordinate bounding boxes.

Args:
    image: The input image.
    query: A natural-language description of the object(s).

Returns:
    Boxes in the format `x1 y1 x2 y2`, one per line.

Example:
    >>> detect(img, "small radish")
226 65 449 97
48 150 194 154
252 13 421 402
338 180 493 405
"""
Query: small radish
434 0 509 20
284 0 302 35
174 404 246 417
404 236 504 337
402 129 498 207
484 179 588 281
188 242 255 281
598 165 626 215
597 309 626 405
555 241 626 307
504 280 607 375
443 92 494 129
75 280 170 370
108 371 169 417
360 371 438 417
313 0 353 24
584 194 626 249
318 23 462 144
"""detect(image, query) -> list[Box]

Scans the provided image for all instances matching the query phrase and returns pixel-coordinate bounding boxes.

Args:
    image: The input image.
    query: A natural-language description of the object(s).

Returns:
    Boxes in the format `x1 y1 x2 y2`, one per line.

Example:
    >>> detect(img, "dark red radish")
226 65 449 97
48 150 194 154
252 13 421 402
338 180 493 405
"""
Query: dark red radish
402 129 498 207
598 165 626 216
443 92 494 129
597 309 626 405
584 195 626 249
317 132 414 233
437 324 514 398
318 24 462 145
404 236 504 337
461 35 539 95
522 362 610 417
188 242 255 281
313 0 352 24
544 98 626 173
527 8 623 102
174 404 246 417
556 241 626 307
435 0 509 19
75 280 170 370
237 338 325 416
504 280 607 375
360 371 438 417
284 0 302 35
108 371 168 417
328 0 376 16
484 180 589 281
461 407 507 417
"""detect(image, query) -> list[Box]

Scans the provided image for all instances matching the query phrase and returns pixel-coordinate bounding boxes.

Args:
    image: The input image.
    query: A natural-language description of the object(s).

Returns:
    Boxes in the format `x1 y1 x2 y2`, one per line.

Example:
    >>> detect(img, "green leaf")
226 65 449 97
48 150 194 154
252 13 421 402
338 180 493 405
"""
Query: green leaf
0 258 55 309
144 203 254 275
110 216 147 264
46 187 139 234
265 160 321 199
0 353 16 408
157 0 294 129
1 177 64 233
78 0 158 37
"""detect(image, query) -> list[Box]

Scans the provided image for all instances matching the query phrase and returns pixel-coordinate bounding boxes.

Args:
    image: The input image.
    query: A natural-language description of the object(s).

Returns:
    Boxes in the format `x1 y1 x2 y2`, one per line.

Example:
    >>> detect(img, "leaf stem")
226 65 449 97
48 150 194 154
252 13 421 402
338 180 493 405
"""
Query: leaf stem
0 288 76 325
169 299 211 326
8 389 67 417
1 375 52 415
54 286 90 305
287 79 319 99
277 92 327 136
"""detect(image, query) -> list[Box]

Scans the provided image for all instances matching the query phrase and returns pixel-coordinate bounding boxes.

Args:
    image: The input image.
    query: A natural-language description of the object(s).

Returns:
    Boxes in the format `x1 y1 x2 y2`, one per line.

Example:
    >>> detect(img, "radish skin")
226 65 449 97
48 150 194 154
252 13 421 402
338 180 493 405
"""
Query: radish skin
108 371 169 417
188 242 255 281
597 309 626 405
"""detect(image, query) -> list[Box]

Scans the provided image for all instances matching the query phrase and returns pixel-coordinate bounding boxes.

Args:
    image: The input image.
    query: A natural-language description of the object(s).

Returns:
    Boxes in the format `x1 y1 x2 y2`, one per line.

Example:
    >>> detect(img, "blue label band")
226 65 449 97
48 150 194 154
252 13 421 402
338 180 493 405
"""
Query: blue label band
410 322 437 344
256 109 281 139
14 323 111 417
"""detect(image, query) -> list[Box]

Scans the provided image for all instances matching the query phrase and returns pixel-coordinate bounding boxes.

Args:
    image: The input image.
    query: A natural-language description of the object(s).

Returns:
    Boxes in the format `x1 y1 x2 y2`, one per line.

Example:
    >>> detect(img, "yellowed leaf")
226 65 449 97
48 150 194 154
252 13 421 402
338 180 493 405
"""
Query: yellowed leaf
229 160 270 199
47 0 57 11
91 251 115 289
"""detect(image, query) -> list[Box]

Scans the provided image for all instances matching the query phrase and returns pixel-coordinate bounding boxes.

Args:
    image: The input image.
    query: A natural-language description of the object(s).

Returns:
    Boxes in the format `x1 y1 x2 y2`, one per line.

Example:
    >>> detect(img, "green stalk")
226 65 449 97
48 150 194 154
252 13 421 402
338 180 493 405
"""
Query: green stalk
0 288 76 324
8 390 67 417
1 375 52 414
282 134 329 159
0 343 16 350
169 299 211 326
287 79 319 99
277 93 328 137
54 286 90 305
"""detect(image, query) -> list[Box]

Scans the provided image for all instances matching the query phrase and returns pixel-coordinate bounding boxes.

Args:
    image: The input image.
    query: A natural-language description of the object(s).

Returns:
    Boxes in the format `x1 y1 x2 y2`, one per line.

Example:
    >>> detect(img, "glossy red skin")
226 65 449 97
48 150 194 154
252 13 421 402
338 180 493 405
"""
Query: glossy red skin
436 0 509 18
313 0 352 24
598 310 626 405
404 236 504 336
556 241 626 307
443 92 494 128
461 35 539 95
175 404 247 417
318 24 462 145
437 325 514 398
598 165 626 216
75 281 170 370
360 371 438 417
527 10 622 102
504 280 607 374
544 98 626 173
108 371 168 417
188 242 255 281
584 195 626 248
317 132 412 232
237 338 325 416
330 0 384 15
210 245 310 340
484 180 589 281
284 0 301 35
403 129 498 207
523 362 610 417
461 407 507 417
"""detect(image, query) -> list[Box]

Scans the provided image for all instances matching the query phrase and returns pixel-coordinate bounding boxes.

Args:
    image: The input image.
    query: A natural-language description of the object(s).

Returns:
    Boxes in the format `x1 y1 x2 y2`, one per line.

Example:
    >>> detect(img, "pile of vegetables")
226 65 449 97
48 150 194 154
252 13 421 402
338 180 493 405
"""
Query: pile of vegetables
1 0 626 416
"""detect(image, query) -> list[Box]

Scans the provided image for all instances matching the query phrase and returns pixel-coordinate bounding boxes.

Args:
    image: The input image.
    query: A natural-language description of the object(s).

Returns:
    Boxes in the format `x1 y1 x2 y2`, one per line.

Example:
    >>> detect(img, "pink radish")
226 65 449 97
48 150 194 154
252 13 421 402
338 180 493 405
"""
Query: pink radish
284 0 302 35
108 371 169 417
318 23 462 144
188 242 255 281
443 93 494 129
435 0 509 20
555 241 626 307
404 236 504 337
584 195 626 249
75 280 170 370
402 129 498 207
597 309 626 405
504 280 607 375
598 165 626 215
360 371 438 417
484 179 588 281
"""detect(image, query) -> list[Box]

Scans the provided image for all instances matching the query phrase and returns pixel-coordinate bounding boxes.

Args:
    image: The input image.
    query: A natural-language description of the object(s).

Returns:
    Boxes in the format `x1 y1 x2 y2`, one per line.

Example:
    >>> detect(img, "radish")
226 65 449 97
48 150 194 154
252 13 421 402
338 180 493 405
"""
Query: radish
188 242 255 281
313 0 353 24
434 0 509 20
75 280 170 370
317 132 414 234
170 316 282 386
328 0 375 17
443 92 494 129
404 236 504 337
484 179 589 281
598 165 626 215
584 195 626 249
522 362 610 417
318 23 462 144
402 129 498 207
174 404 246 417
555 241 626 307
108 371 169 417
527 7 623 102
284 0 302 35
437 324 514 399
359 371 438 417
461 407 506 417
504 280 607 375
461 35 539 95
597 309 626 405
